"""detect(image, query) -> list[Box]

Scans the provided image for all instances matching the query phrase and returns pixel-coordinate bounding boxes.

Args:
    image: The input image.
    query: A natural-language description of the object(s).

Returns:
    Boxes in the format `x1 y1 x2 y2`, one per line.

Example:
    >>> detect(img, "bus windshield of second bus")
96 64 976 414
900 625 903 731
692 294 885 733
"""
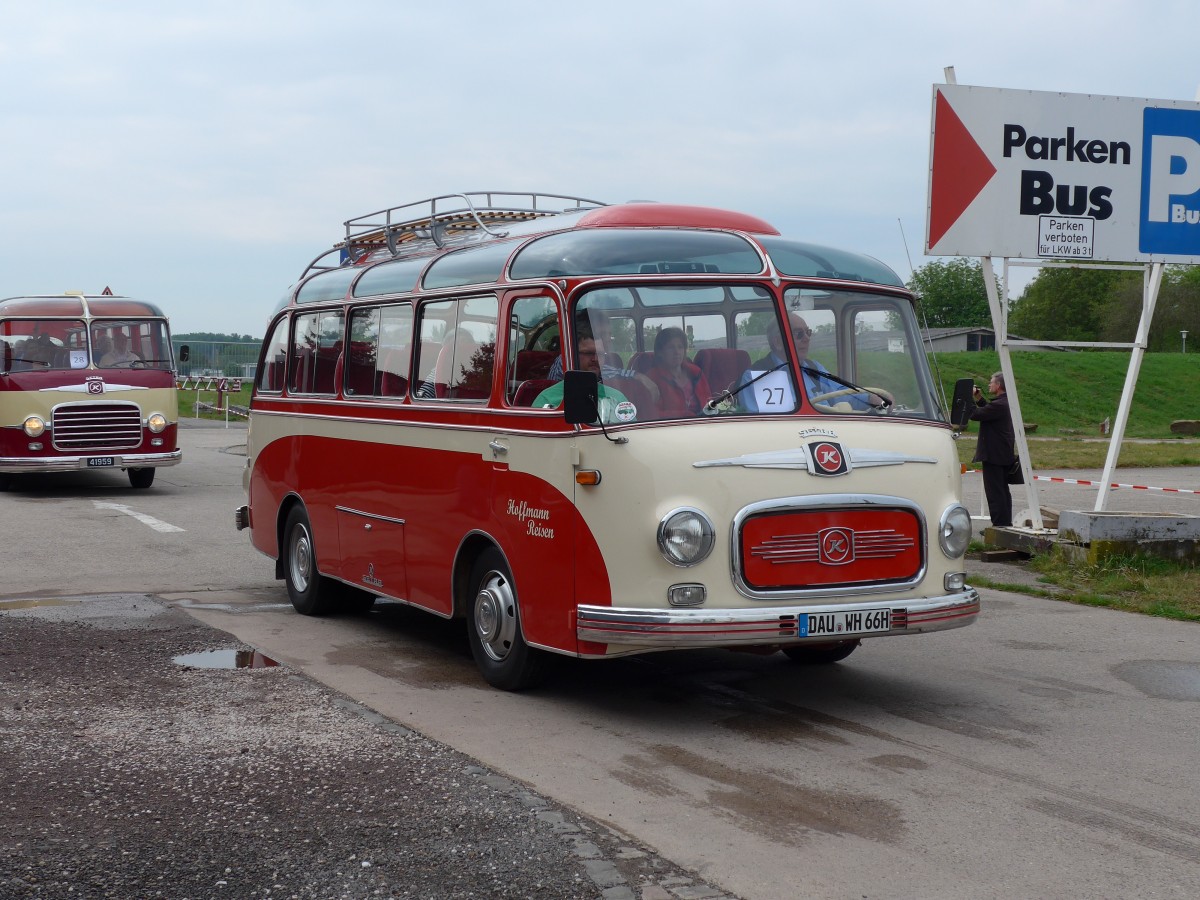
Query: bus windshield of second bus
1 319 174 373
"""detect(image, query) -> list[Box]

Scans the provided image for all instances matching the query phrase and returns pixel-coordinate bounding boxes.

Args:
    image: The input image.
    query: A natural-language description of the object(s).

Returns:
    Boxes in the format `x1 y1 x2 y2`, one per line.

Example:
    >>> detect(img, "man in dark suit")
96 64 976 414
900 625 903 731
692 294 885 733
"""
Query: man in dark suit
970 371 1016 527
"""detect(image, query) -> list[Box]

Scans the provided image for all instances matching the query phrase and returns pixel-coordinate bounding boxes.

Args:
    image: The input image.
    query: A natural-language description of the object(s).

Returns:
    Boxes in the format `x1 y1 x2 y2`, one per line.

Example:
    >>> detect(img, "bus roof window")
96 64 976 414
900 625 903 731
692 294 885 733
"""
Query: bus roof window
422 242 514 291
353 257 430 298
759 237 905 287
295 267 359 305
509 230 764 279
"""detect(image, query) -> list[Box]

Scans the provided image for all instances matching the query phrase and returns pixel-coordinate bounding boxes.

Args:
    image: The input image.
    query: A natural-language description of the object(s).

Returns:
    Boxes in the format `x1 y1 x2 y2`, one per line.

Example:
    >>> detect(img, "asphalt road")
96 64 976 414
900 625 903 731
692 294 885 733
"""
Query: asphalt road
3 419 1200 899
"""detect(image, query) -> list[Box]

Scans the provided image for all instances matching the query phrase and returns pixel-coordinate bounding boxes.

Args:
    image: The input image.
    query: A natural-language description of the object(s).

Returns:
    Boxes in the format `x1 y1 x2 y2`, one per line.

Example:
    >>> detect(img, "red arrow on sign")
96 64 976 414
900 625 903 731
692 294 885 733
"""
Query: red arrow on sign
928 90 997 249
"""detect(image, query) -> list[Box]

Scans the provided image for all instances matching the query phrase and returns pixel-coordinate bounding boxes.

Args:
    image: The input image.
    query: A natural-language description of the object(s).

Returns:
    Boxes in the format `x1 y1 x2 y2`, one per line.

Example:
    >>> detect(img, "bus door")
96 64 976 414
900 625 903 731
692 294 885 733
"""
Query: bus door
335 303 412 601
495 292 579 649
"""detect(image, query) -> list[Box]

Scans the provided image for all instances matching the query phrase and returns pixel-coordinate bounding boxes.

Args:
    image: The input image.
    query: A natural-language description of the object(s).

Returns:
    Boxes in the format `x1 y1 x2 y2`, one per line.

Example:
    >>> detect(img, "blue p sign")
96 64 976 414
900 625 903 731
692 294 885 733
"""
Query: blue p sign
1141 107 1200 254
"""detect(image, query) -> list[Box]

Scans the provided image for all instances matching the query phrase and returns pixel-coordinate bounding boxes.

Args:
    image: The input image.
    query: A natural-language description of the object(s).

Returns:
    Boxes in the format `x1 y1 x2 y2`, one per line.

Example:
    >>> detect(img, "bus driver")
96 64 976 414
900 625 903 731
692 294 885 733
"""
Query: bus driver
534 329 632 423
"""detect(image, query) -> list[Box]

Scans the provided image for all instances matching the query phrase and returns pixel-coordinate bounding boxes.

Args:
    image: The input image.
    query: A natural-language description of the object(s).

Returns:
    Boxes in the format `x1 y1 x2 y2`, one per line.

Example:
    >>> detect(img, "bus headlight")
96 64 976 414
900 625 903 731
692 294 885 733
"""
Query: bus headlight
657 507 716 566
939 504 972 559
23 416 46 438
147 413 168 433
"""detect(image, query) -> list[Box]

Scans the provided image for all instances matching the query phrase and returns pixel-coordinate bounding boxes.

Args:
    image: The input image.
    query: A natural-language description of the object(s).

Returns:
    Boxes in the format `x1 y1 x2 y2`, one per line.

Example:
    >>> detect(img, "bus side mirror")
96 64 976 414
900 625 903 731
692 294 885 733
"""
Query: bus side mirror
950 377 974 430
178 345 190 362
563 370 600 425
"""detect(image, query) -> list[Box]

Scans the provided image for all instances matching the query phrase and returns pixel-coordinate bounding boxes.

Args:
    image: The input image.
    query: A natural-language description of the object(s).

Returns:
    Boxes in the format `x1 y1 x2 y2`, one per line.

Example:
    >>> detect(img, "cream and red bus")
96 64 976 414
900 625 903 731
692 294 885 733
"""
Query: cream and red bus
238 192 979 689
0 292 181 490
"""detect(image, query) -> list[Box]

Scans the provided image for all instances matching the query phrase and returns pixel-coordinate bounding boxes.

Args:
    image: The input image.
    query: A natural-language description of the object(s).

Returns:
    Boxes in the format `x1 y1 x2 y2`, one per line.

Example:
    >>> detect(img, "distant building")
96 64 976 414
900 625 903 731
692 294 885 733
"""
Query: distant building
921 326 1069 353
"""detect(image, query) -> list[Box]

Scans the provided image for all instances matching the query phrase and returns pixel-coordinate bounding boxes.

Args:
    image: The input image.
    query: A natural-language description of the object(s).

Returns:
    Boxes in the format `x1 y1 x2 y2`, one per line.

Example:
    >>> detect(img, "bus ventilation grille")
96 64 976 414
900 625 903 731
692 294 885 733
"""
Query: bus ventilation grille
52 403 143 451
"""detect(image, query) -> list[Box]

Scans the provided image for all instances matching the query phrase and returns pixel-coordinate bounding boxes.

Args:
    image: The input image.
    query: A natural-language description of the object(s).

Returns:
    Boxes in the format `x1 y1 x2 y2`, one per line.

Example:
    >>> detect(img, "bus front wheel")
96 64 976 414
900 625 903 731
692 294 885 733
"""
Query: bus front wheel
283 505 334 616
466 549 546 691
128 468 155 489
782 640 860 664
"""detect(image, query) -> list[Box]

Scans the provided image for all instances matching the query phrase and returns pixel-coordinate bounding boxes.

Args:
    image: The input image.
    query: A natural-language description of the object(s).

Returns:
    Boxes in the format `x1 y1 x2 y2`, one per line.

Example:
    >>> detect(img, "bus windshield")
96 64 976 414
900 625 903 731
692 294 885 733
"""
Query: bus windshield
1 318 173 373
554 283 937 422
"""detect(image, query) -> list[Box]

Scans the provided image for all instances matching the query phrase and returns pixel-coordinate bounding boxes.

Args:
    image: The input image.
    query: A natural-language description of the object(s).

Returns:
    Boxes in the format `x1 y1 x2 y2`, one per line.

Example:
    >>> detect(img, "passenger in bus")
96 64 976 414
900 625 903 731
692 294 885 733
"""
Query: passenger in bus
533 331 631 422
547 312 661 404
646 327 712 417
100 332 141 367
14 335 54 369
736 313 888 412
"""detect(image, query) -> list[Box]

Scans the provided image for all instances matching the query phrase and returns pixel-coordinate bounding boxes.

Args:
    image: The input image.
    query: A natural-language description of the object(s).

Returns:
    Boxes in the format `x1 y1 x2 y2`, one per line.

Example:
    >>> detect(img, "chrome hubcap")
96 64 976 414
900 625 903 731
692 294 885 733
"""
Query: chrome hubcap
474 571 516 662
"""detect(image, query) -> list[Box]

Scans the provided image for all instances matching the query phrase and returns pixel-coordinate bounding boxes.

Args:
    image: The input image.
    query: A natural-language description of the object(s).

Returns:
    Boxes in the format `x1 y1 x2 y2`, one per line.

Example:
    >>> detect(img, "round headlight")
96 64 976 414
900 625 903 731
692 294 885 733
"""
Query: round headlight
657 507 716 567
23 416 46 438
939 504 972 558
147 413 168 433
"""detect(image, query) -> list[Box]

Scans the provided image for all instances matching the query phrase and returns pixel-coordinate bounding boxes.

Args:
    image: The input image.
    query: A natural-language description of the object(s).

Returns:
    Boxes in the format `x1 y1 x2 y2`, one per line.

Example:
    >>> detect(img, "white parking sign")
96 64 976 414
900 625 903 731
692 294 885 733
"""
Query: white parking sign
926 83 1200 264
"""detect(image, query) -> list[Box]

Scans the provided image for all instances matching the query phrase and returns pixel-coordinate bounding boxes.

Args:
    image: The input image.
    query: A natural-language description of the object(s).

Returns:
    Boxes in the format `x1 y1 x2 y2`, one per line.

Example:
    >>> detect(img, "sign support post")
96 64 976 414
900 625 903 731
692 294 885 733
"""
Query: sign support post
1093 262 1164 511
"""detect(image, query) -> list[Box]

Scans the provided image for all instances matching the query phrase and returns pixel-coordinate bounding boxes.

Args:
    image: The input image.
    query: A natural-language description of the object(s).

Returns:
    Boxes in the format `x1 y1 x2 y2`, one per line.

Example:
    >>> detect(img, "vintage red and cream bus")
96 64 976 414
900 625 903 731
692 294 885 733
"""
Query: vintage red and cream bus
238 191 979 689
0 292 181 490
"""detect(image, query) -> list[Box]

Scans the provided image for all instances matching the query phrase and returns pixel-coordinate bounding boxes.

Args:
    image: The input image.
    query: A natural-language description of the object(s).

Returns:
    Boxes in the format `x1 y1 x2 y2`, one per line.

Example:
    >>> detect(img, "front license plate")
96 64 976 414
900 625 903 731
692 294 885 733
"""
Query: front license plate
87 457 115 468
801 608 890 638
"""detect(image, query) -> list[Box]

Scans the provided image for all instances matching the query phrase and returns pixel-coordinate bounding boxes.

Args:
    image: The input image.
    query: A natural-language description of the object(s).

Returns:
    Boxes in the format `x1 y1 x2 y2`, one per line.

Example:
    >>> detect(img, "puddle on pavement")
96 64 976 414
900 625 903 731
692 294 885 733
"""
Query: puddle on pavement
173 648 280 670
1111 660 1200 701
0 598 82 611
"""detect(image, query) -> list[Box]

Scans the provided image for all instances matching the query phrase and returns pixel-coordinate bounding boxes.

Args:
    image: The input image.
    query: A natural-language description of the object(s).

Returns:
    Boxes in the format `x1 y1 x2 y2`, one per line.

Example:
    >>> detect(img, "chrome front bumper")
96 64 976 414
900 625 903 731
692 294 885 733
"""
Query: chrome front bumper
576 589 980 648
0 449 183 474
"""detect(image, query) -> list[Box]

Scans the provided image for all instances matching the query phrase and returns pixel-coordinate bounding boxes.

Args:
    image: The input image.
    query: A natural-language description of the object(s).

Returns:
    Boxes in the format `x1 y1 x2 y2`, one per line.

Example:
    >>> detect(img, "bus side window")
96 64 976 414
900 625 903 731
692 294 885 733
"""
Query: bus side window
290 309 344 395
507 297 561 406
258 318 289 393
377 304 413 398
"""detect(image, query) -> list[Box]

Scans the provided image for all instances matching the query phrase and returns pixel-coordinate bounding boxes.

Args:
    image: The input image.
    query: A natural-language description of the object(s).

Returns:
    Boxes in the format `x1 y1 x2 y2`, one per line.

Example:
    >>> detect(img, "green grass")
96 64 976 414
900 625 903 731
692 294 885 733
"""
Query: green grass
1028 551 1200 621
929 349 1198 439
179 385 252 421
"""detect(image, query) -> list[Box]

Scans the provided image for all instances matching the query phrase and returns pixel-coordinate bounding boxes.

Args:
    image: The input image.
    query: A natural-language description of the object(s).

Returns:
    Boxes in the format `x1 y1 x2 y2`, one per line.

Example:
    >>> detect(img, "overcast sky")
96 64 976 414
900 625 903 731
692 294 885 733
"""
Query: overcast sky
3 1 1196 337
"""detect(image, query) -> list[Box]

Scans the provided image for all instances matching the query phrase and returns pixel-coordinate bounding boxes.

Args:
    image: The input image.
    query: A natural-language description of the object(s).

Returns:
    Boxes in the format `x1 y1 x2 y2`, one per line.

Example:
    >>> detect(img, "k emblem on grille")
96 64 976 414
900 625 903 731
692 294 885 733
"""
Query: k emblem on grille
87 379 105 395
809 440 848 476
818 527 854 564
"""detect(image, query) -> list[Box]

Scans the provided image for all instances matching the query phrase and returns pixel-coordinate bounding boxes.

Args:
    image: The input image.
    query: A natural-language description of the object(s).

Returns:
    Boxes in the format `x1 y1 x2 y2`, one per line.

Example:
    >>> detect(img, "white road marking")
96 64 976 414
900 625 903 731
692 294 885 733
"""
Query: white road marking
93 501 186 533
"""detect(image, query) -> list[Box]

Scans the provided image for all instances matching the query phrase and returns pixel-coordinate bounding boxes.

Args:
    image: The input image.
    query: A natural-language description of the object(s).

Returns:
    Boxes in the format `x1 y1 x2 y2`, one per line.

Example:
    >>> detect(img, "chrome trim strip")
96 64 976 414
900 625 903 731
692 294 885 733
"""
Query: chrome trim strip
731 494 927 600
0 450 183 474
334 505 406 526
577 589 979 647
694 448 937 471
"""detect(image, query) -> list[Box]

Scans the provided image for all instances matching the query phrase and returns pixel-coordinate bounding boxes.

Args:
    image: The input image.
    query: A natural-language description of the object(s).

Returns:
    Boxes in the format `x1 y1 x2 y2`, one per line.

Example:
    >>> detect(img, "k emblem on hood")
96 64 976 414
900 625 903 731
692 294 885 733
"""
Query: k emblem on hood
808 440 848 476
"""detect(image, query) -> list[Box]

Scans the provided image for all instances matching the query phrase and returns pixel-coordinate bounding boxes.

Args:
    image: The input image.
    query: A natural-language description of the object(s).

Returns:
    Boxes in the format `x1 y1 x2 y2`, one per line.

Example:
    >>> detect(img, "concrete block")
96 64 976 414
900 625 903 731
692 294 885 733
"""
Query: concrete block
1057 510 1200 544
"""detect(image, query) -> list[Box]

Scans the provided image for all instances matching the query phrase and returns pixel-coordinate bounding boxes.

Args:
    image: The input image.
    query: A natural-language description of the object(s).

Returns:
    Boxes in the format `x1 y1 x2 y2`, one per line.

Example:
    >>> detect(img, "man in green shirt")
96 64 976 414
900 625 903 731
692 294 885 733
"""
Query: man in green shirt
534 334 634 423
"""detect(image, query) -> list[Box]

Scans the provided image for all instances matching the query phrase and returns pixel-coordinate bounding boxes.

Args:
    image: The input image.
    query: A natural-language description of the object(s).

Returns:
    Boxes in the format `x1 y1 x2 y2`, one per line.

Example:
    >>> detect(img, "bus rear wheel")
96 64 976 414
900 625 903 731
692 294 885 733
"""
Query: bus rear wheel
782 640 860 664
128 468 155 489
466 548 546 691
283 505 335 616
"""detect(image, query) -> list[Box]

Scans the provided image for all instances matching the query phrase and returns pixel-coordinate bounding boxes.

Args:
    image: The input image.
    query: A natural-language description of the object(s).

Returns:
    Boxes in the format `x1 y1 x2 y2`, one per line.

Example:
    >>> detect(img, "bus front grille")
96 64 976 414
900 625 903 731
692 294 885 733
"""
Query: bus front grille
52 403 143 451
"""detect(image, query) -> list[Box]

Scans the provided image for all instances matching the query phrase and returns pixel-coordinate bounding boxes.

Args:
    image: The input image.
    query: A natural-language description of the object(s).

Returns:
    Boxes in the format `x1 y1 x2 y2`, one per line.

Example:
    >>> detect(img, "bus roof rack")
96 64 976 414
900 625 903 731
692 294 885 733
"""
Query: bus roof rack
302 192 609 278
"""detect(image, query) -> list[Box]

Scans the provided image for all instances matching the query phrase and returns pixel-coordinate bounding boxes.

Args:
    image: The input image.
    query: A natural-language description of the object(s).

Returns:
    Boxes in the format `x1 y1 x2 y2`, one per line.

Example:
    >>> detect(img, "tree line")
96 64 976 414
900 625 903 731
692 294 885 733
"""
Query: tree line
906 258 1200 352
174 331 261 344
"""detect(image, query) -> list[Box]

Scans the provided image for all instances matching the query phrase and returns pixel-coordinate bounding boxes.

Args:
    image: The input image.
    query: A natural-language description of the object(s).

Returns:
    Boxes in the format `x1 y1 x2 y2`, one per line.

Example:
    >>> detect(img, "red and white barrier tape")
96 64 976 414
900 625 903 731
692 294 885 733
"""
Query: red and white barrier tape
964 469 1200 495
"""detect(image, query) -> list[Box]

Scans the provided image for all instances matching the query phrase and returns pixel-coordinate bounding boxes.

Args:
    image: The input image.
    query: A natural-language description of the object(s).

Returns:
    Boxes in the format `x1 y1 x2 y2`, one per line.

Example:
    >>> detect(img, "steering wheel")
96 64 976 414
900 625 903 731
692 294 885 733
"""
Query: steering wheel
809 385 894 412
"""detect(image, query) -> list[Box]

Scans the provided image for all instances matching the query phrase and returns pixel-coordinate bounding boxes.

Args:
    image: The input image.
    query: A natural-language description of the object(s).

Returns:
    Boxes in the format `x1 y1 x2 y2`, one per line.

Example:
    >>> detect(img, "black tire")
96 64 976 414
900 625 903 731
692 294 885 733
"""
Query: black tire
782 640 860 665
0 473 11 492
283 505 335 615
466 548 546 691
128 467 155 489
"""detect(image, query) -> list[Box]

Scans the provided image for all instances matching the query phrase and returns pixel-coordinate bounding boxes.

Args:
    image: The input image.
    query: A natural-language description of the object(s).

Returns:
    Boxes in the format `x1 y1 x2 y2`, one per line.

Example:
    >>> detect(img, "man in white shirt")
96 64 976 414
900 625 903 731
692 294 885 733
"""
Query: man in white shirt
100 332 140 367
